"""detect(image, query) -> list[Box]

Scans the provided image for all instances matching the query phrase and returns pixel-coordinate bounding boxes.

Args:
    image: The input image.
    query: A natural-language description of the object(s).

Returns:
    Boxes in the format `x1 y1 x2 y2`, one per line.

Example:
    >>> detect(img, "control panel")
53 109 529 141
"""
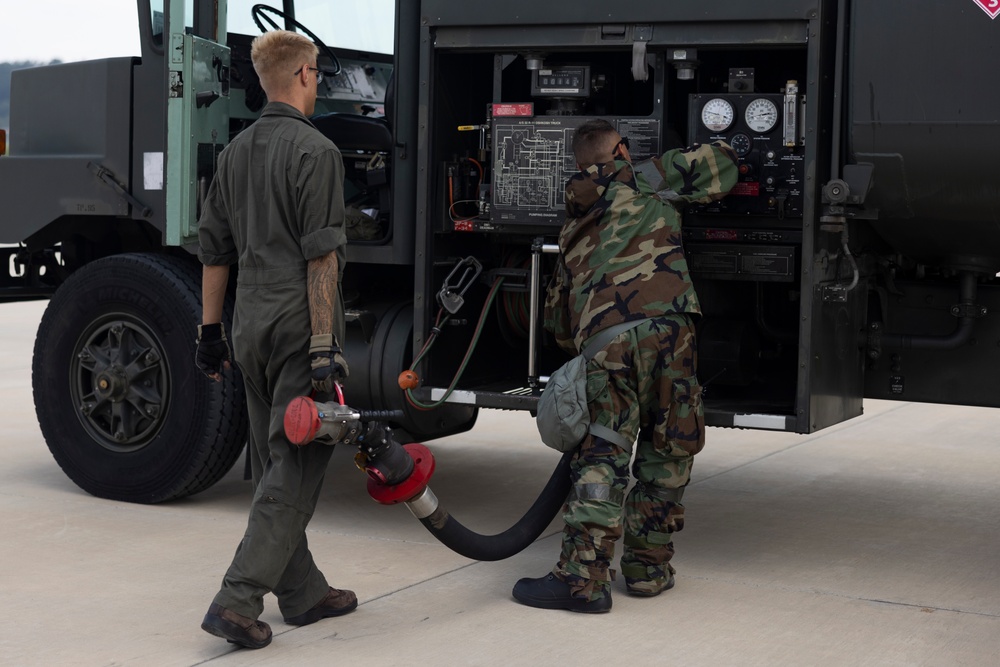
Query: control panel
683 78 806 283
687 89 804 219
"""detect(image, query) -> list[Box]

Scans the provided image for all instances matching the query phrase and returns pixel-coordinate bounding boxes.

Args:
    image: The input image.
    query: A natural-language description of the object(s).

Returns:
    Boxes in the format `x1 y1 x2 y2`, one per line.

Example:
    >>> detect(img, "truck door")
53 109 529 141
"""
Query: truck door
163 0 231 246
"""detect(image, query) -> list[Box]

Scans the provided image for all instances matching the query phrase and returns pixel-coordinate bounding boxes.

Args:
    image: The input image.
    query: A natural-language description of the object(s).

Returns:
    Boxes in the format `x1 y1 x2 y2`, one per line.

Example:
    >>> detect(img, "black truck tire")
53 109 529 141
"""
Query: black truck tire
32 253 248 503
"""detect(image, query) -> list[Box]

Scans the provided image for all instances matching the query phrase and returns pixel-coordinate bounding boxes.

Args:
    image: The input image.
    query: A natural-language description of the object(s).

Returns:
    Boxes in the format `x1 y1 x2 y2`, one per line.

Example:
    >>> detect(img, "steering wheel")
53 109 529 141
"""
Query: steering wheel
251 4 342 76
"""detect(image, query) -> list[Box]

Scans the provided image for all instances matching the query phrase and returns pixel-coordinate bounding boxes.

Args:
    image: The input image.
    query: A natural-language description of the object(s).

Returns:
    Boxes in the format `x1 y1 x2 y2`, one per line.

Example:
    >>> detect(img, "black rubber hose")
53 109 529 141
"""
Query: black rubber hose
416 451 573 561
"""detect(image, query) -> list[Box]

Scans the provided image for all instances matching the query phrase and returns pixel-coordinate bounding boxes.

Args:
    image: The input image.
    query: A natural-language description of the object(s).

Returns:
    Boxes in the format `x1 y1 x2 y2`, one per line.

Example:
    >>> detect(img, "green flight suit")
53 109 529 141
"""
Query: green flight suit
198 102 347 620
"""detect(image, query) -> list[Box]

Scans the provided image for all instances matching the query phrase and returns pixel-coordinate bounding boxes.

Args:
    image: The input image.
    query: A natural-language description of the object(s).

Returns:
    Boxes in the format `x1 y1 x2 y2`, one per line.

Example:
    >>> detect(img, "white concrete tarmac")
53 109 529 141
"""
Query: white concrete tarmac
2 299 998 666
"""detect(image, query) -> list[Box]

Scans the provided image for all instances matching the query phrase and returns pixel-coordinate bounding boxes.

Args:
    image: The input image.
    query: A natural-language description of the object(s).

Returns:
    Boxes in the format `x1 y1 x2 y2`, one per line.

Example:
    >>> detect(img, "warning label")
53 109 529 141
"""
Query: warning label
973 0 1000 19
731 182 761 197
492 103 535 117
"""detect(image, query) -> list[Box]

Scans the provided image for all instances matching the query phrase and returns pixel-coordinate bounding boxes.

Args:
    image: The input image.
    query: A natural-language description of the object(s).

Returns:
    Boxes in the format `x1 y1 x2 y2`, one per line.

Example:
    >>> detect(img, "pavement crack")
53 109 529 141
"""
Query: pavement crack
685 573 999 618
862 597 1000 619
354 558 484 605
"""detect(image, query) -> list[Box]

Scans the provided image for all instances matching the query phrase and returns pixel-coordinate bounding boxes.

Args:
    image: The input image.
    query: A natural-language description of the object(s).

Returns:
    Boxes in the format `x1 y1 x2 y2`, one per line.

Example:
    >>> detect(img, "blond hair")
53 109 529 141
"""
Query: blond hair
251 30 319 95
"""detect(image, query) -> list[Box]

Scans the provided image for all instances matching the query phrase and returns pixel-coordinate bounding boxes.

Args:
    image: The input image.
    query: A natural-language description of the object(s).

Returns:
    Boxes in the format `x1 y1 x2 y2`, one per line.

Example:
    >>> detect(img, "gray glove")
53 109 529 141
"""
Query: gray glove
309 333 349 393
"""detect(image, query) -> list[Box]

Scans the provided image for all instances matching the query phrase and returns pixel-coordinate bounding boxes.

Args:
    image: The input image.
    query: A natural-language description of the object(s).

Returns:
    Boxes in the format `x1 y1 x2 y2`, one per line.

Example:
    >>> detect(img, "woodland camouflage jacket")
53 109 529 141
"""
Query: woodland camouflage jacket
544 141 738 354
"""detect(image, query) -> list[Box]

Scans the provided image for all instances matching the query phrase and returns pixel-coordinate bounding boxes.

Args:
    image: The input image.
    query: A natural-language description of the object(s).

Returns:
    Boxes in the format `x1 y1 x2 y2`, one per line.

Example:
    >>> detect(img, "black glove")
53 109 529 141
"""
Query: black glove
196 322 232 379
309 333 349 393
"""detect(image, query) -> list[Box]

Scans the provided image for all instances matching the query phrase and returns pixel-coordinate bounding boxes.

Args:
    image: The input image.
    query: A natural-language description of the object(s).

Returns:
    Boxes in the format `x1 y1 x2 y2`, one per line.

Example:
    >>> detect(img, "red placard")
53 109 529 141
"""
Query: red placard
491 103 535 117
705 229 739 241
731 181 760 197
974 0 1000 19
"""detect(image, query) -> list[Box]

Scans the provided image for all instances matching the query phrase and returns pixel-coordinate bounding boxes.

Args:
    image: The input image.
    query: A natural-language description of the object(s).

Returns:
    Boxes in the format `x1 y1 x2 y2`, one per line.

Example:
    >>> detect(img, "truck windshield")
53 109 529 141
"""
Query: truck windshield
149 0 394 54
287 0 395 54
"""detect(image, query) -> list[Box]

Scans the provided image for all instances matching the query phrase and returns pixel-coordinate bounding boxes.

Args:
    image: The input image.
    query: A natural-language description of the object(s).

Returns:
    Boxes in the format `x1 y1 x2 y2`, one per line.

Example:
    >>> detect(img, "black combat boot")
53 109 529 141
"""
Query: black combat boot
511 573 612 613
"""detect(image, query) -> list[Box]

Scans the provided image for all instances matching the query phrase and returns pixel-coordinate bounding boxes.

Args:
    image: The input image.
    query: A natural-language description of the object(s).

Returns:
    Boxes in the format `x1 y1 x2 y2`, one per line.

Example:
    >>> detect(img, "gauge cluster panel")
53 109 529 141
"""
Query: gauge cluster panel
687 93 803 218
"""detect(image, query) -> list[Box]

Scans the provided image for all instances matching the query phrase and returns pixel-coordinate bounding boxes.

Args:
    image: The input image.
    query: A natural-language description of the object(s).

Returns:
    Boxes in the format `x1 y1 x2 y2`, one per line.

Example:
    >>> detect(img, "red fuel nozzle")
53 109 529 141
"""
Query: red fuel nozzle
283 394 435 505
366 443 436 505
283 395 360 446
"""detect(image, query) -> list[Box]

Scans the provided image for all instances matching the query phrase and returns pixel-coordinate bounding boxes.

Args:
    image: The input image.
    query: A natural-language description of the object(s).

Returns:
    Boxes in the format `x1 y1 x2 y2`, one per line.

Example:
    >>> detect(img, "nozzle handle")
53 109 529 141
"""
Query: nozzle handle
358 409 404 422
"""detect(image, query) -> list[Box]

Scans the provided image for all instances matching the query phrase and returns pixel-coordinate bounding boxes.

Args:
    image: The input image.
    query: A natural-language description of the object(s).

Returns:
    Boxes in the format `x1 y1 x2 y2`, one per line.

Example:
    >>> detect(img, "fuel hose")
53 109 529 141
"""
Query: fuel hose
286 393 573 562
403 450 573 561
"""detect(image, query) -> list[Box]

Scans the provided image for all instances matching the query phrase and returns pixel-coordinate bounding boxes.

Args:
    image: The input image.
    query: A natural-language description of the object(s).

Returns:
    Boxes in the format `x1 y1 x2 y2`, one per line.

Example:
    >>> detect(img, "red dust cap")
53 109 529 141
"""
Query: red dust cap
284 396 321 446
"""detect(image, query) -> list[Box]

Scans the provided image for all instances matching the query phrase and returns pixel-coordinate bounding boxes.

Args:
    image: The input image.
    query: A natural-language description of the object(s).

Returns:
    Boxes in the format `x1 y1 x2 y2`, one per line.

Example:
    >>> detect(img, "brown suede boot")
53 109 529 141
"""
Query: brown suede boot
201 603 272 649
283 587 358 626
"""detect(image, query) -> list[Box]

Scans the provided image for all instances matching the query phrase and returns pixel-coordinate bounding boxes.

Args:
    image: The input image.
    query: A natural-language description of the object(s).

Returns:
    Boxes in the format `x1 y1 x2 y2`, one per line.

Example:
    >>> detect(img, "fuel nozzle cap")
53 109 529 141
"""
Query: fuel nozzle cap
367 443 436 505
284 396 321 446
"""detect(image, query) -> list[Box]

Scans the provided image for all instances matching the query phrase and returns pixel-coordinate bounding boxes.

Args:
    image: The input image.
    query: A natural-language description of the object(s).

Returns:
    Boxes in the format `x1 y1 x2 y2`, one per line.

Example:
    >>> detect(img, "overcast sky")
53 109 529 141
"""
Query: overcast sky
1 1 141 63
0 0 393 63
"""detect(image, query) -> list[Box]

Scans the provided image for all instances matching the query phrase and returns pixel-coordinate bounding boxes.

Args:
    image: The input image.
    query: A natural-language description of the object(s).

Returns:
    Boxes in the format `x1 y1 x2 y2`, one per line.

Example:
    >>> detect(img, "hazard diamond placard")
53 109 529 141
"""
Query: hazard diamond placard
973 0 1000 19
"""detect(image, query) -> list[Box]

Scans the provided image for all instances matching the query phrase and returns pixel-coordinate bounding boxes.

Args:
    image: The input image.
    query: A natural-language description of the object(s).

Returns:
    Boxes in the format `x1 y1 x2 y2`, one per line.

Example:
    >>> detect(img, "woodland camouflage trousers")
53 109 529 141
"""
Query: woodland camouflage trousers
554 314 704 601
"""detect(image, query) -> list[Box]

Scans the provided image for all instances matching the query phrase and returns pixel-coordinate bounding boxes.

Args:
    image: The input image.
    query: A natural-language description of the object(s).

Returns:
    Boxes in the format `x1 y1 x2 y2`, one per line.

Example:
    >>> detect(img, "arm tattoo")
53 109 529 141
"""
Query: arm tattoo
307 252 338 335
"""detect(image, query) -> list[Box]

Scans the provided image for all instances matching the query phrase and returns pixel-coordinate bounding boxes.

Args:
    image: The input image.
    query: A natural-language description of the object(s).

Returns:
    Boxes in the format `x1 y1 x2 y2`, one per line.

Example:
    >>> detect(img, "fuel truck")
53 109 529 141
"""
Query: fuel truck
0 0 997 503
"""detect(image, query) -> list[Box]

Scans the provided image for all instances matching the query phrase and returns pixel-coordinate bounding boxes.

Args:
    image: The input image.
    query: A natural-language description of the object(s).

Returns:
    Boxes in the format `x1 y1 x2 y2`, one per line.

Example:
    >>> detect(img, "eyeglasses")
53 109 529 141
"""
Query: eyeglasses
294 65 324 83
614 136 630 153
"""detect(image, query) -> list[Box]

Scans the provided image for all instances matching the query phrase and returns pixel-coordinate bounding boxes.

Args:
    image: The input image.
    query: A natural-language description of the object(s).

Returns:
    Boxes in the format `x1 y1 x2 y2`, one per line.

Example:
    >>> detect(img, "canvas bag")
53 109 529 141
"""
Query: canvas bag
536 318 650 452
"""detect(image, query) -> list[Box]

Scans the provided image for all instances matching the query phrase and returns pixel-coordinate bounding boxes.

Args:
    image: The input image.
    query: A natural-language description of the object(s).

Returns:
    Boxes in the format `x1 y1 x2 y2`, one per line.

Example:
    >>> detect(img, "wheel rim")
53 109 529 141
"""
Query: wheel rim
71 314 170 452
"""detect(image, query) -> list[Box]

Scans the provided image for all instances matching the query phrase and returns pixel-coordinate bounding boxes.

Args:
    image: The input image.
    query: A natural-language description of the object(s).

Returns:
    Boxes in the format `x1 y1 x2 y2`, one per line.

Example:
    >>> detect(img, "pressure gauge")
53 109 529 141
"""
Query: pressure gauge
730 133 752 157
745 98 779 133
701 98 735 132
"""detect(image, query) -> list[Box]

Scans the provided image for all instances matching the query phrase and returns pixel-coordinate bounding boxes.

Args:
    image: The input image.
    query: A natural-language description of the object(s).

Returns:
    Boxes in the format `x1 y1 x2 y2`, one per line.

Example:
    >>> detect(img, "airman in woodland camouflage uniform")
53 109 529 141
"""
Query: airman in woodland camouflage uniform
513 119 737 612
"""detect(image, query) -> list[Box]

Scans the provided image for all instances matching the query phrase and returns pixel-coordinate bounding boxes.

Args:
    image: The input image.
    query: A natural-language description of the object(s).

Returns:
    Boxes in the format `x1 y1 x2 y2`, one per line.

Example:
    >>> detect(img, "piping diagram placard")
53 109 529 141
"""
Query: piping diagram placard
491 116 661 226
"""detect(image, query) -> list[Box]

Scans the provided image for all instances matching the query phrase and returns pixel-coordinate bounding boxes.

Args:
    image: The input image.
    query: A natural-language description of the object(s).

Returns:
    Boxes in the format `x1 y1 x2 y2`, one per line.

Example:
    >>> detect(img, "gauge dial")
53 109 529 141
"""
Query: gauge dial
701 98 735 133
745 98 779 133
730 133 752 157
